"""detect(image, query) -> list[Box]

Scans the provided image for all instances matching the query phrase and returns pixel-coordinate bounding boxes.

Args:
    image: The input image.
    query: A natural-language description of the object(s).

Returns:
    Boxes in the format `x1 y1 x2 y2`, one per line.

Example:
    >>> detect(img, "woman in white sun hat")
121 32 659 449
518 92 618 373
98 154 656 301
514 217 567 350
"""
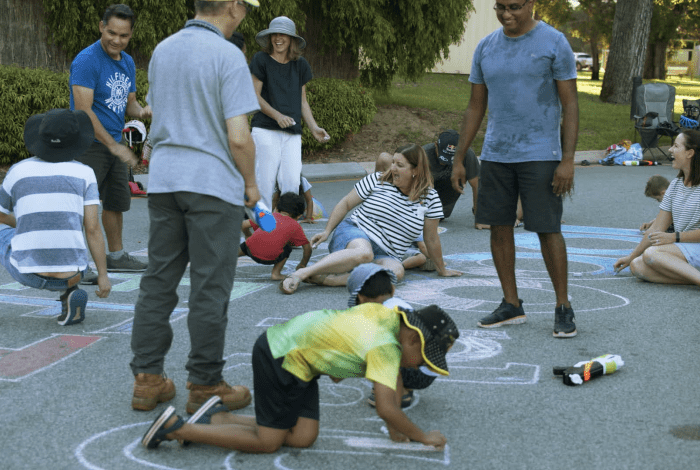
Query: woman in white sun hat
250 16 330 210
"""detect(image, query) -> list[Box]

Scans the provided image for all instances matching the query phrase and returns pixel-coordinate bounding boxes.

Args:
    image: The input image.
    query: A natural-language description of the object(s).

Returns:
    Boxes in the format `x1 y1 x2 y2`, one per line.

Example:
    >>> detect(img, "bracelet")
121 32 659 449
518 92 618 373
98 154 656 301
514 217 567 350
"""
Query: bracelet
676 232 680 243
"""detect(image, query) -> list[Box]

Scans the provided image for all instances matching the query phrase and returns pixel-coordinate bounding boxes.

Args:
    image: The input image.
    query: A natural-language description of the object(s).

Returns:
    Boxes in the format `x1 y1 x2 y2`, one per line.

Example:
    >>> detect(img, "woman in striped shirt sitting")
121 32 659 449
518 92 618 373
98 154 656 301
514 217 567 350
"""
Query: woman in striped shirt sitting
280 144 461 294
614 130 700 285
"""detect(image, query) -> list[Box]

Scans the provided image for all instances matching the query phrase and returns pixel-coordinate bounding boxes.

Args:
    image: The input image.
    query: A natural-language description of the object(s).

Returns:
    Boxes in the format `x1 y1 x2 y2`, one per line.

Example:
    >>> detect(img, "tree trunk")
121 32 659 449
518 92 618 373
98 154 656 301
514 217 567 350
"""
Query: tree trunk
302 14 359 80
0 0 71 71
590 36 601 81
643 42 654 79
644 41 669 80
600 0 654 104
653 41 668 80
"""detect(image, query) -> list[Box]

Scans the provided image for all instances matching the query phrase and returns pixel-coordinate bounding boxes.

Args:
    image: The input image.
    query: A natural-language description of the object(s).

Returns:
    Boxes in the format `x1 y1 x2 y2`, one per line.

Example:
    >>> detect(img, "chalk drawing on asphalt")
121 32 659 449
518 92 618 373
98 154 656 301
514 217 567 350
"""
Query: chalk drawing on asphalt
76 425 449 469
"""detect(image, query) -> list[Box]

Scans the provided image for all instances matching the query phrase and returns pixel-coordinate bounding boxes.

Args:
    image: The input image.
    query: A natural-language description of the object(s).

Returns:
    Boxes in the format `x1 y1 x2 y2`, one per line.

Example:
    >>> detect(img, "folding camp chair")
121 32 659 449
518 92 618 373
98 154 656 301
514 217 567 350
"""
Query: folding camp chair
632 83 680 160
680 99 700 131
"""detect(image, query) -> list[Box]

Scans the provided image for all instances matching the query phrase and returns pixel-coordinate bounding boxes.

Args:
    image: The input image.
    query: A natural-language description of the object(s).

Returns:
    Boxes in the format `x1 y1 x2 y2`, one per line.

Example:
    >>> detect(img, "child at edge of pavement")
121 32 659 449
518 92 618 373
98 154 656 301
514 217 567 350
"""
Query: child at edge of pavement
141 263 459 453
639 175 675 233
272 176 316 223
0 109 111 326
347 263 445 408
239 192 312 280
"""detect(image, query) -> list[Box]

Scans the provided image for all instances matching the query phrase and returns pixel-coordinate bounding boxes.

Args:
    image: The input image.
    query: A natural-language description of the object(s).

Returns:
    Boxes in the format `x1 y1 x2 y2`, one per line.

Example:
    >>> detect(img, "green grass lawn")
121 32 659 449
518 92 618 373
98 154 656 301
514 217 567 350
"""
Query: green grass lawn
373 72 700 153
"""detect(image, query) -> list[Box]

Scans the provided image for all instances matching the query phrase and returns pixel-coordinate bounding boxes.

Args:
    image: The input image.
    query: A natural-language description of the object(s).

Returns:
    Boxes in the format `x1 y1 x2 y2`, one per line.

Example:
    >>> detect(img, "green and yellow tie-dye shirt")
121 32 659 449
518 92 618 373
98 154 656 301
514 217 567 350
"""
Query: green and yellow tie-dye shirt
266 303 402 391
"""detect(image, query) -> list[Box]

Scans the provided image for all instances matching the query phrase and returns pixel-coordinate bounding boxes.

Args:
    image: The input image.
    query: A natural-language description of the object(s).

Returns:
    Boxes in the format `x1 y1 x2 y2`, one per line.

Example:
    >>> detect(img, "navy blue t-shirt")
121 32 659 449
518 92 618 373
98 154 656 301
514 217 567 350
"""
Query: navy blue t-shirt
250 52 312 135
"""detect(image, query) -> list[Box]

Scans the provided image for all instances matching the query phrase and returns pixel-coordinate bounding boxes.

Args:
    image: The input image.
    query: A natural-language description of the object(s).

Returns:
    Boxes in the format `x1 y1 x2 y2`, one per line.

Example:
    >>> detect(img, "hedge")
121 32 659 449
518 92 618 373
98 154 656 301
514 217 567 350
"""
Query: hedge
0 64 375 164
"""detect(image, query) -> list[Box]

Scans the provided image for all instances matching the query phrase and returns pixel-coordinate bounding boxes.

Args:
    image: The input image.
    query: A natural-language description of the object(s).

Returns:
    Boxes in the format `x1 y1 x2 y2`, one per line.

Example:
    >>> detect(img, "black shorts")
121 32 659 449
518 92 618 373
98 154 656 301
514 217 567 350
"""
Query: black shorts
240 242 292 265
477 160 562 233
74 141 131 212
431 148 480 219
252 333 319 430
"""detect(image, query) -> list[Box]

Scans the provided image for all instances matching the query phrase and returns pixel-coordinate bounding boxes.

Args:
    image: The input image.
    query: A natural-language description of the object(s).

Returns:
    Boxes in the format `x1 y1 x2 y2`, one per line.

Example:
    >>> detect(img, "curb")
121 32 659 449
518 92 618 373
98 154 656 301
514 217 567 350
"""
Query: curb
132 146 673 190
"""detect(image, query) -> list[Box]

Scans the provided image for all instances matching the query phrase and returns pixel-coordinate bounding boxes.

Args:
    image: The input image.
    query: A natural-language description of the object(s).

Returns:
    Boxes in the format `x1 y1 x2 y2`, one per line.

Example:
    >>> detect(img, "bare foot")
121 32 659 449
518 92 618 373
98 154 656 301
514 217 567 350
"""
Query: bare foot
475 223 490 230
270 273 286 281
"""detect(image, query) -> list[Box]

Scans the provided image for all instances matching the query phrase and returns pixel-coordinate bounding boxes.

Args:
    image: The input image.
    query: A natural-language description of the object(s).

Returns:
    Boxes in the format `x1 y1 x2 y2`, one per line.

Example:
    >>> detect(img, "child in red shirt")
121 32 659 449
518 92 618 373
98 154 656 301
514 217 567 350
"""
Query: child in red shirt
239 192 311 280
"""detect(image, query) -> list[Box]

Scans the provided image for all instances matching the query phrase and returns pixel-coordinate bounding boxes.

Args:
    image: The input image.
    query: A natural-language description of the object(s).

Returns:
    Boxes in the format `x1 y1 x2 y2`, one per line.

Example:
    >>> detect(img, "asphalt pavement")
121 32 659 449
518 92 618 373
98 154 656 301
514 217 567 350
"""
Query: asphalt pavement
1 154 699 470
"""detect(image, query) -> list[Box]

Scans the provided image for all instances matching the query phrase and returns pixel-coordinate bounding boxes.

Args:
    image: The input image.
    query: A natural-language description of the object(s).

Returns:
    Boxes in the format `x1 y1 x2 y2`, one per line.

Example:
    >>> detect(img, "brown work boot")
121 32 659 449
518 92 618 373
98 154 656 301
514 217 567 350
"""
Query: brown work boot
186 380 251 414
132 373 176 411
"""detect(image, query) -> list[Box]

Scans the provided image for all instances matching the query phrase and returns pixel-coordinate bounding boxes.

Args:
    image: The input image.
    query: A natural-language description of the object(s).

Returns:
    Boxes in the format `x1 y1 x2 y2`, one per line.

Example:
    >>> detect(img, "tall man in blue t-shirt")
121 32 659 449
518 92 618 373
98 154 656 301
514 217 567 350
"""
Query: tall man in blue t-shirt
70 4 152 276
451 0 579 337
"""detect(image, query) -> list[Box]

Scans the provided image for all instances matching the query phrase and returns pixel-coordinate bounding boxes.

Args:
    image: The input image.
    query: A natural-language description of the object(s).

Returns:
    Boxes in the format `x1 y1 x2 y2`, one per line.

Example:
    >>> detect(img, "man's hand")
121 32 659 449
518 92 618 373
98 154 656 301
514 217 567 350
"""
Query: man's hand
95 273 111 298
244 185 260 209
552 159 574 196
140 105 153 120
451 162 466 195
109 143 139 167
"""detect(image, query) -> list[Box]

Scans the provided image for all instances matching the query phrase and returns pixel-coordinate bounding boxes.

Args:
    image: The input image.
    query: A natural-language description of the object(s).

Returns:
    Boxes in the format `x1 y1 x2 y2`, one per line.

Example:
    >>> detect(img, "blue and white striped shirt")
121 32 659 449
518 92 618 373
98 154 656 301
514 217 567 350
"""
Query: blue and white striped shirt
0 157 99 273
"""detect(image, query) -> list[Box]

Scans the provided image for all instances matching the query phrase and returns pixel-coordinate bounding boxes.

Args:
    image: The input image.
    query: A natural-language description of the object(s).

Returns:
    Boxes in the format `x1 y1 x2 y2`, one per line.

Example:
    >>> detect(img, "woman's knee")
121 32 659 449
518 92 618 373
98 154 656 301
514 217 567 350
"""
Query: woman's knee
391 263 405 281
641 246 662 267
376 258 405 281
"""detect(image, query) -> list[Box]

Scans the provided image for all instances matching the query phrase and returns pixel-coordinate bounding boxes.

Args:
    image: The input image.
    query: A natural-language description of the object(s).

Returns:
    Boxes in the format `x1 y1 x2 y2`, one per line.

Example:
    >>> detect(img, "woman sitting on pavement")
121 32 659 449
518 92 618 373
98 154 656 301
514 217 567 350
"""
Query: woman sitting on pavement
280 144 461 294
614 130 700 286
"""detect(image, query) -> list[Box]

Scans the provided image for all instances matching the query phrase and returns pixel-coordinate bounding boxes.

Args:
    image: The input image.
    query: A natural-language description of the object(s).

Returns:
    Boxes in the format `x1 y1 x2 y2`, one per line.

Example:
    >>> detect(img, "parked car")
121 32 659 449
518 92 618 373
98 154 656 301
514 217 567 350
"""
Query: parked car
573 53 593 71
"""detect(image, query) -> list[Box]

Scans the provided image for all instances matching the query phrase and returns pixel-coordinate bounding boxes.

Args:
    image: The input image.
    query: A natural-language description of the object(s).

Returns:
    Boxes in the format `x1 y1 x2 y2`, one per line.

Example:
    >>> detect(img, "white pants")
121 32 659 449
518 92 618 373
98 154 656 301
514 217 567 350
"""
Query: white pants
252 127 302 209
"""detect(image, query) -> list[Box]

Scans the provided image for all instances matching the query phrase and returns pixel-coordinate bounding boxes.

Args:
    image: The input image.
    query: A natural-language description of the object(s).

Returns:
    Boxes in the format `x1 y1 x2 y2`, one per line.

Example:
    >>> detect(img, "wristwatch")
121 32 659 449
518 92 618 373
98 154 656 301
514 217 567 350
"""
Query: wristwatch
676 232 680 243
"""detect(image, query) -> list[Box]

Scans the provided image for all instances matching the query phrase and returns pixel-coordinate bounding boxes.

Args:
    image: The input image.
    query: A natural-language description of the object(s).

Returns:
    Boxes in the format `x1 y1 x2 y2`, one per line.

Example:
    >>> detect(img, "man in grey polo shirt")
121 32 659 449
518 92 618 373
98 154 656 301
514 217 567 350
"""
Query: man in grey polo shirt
129 0 261 413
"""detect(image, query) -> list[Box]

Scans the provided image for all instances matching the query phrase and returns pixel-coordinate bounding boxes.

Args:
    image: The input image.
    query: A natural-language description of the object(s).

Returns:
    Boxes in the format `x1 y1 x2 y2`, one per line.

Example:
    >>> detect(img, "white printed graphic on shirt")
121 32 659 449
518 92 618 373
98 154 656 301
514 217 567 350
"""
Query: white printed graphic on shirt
105 72 130 114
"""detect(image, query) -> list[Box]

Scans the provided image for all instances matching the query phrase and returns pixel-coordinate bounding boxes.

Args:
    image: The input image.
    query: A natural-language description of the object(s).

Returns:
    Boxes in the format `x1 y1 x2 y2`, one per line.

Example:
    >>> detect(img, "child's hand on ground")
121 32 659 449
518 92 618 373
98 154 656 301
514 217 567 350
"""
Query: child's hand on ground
388 427 409 443
422 430 447 450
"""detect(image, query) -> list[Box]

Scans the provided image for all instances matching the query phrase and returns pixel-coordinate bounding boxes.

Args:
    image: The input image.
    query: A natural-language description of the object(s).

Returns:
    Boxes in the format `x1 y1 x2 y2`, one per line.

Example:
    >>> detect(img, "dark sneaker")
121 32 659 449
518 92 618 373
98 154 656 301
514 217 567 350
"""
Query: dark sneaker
478 299 526 328
107 252 147 272
553 304 577 338
80 268 98 285
186 380 251 414
57 286 88 326
132 373 176 411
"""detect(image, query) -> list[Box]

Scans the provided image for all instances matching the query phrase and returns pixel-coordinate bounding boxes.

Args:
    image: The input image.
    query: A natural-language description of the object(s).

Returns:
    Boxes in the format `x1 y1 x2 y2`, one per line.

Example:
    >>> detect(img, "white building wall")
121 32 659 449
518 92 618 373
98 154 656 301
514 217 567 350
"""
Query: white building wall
432 0 502 75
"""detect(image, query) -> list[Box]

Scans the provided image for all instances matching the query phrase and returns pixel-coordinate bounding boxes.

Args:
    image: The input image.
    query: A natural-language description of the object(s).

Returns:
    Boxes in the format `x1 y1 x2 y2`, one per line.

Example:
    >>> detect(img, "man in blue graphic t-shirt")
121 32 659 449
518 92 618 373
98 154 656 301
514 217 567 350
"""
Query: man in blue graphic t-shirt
451 0 580 338
70 4 151 276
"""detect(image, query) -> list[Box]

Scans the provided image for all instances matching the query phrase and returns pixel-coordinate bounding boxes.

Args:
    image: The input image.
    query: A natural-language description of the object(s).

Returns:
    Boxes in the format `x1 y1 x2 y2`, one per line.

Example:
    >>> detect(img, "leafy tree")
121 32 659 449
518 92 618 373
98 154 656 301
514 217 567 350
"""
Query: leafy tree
644 0 700 79
42 0 191 59
41 0 474 90
600 0 654 104
572 0 616 81
533 0 574 29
